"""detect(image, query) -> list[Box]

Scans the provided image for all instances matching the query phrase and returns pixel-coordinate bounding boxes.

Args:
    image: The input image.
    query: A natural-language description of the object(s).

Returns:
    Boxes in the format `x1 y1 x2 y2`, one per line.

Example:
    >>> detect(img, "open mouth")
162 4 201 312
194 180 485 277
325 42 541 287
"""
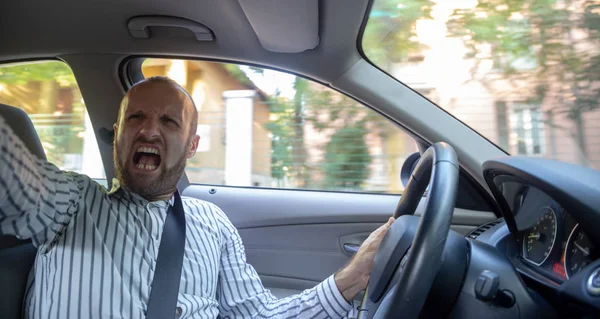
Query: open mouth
132 146 162 171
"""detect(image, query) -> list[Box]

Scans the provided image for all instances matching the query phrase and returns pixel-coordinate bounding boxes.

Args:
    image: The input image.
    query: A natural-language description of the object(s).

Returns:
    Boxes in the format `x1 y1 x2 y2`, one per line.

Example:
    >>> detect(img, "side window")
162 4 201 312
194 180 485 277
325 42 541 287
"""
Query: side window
141 59 417 194
0 61 106 181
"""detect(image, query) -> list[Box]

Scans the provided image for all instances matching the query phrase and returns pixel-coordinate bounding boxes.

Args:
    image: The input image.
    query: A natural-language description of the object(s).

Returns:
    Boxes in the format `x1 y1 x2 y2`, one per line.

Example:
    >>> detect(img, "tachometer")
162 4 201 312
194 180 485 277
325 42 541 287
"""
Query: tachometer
523 207 557 266
564 224 595 278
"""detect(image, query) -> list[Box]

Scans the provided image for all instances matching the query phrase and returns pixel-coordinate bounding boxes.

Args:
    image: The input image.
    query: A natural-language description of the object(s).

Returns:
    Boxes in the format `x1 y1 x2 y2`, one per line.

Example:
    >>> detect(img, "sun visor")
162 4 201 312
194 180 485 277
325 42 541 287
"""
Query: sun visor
238 0 319 53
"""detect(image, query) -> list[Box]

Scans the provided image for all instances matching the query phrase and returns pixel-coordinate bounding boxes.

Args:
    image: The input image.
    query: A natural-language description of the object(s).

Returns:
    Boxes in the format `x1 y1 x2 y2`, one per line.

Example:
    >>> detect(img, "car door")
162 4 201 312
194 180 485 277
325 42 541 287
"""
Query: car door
182 183 495 299
140 58 498 299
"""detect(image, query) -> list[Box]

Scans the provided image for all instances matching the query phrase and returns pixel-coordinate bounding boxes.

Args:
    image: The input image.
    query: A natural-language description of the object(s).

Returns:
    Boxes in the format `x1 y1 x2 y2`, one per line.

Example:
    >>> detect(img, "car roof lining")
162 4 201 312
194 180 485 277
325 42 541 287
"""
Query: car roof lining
0 0 367 84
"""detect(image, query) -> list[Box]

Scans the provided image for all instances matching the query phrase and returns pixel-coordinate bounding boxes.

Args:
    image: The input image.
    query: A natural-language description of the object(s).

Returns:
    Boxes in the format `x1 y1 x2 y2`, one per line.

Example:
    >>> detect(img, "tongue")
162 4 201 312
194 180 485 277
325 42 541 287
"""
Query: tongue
138 154 160 166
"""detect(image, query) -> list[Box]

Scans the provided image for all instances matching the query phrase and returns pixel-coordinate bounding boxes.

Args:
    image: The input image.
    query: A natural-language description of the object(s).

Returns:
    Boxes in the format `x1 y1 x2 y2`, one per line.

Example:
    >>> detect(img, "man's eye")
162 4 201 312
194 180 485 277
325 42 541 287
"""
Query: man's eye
162 117 179 127
128 114 142 120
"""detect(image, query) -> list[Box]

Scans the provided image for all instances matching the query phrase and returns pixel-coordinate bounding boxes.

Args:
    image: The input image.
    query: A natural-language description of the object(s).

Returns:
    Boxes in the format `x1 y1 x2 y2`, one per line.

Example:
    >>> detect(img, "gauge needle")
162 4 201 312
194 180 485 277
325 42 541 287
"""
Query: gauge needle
528 233 540 240
574 242 590 256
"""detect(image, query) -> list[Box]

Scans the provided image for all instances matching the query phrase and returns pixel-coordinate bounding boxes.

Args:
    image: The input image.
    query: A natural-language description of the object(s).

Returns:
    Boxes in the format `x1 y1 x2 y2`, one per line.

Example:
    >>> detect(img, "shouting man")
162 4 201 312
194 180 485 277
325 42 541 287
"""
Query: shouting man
0 76 393 318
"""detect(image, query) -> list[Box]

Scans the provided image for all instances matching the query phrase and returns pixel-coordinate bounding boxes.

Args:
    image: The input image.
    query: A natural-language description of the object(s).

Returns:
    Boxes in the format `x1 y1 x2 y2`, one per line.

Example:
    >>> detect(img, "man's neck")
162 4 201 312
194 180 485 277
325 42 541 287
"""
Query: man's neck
111 178 176 202
144 191 175 202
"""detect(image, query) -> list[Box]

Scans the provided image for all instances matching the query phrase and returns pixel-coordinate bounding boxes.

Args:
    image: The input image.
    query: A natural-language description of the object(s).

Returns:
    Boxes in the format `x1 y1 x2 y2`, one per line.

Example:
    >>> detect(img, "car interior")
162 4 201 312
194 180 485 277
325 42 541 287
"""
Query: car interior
0 0 599 318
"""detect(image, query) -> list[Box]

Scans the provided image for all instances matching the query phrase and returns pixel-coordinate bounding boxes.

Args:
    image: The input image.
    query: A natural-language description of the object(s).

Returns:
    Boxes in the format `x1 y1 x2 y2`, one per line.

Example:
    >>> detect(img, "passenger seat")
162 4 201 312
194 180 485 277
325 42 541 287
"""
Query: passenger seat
0 104 45 319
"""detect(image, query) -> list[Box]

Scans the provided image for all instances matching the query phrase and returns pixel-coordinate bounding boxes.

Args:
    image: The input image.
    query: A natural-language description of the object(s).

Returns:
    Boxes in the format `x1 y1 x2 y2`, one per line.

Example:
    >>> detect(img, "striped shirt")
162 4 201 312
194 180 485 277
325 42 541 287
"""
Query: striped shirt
0 116 352 318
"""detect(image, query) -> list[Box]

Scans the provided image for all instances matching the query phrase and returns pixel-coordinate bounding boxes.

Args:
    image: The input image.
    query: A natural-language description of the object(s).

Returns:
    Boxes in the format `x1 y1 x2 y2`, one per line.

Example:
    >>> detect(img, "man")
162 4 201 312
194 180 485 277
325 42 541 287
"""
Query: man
0 76 393 318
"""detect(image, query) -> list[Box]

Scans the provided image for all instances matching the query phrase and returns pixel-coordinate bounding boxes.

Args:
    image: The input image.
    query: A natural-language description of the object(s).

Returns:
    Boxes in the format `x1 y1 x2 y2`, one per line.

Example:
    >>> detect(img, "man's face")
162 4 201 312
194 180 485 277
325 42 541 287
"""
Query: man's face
113 81 199 200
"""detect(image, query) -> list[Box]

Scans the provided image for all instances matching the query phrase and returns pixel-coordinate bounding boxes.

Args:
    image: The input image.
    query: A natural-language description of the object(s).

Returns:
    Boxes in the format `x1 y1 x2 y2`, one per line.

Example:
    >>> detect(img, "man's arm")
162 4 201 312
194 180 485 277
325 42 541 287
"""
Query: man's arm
213 203 393 318
0 115 82 247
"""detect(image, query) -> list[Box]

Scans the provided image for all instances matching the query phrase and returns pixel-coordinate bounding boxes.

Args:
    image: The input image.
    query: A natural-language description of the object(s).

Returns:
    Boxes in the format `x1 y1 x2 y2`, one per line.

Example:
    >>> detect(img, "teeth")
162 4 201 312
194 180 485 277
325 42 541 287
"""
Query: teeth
135 163 157 171
136 146 159 155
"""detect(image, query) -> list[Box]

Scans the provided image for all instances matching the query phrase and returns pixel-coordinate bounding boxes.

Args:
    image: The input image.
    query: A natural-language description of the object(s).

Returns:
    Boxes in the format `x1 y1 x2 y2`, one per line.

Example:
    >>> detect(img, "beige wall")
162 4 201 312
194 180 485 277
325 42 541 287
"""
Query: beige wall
391 46 600 171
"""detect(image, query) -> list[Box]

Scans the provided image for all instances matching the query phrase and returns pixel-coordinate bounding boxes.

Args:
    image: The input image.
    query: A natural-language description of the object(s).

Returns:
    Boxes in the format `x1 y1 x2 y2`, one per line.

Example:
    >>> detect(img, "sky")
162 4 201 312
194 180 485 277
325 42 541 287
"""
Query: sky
240 65 297 99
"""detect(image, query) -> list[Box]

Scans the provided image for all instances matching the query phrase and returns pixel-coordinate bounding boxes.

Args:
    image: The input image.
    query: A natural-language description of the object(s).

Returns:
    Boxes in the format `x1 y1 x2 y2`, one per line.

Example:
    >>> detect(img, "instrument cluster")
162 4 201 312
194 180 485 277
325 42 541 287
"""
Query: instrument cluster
517 189 597 281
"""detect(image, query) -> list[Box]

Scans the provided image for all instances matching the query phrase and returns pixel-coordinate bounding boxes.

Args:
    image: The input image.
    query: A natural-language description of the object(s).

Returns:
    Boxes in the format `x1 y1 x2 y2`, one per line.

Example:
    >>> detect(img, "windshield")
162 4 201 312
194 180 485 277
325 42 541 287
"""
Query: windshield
362 0 600 170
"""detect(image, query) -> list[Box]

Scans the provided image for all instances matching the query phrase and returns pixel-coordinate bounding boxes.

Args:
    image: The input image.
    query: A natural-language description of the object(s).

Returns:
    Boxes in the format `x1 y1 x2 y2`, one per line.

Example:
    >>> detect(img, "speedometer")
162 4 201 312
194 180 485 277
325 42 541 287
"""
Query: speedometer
564 224 596 278
523 207 557 266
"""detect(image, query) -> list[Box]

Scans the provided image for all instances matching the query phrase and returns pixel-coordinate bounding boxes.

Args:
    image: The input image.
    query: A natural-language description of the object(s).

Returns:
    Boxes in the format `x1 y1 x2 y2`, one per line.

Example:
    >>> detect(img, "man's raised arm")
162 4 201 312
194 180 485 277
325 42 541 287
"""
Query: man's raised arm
0 114 83 247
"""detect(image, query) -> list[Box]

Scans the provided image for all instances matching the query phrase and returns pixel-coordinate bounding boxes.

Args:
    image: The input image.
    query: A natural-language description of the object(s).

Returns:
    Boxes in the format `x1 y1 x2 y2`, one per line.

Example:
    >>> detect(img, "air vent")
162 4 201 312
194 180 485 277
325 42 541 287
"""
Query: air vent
467 218 504 240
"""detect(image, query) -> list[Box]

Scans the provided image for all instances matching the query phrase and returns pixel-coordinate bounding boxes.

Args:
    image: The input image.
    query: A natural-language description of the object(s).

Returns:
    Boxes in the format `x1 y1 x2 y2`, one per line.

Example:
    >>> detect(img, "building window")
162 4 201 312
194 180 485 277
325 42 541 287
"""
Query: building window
510 103 545 156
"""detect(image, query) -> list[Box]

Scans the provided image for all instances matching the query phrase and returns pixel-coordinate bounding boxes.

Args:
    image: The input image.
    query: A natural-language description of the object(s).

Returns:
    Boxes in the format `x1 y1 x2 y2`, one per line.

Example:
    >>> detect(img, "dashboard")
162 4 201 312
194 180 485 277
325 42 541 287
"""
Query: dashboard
482 156 600 316
512 186 597 282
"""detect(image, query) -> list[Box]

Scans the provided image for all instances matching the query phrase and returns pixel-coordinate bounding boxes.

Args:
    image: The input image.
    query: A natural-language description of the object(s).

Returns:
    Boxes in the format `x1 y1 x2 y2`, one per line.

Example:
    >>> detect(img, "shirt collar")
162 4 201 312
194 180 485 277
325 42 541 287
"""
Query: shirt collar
108 178 175 208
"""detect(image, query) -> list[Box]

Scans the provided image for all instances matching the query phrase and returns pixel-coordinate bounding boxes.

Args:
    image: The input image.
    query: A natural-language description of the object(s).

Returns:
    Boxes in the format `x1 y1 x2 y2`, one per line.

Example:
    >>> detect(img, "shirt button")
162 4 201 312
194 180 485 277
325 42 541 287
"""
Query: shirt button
176 306 182 318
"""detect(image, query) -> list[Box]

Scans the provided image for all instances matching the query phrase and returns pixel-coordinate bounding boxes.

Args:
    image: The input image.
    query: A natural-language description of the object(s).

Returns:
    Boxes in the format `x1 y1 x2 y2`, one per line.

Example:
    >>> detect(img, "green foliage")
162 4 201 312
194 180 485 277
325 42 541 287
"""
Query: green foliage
264 77 383 189
263 95 295 180
223 64 255 87
262 77 309 183
362 0 434 66
448 0 600 115
323 125 371 190
0 61 76 86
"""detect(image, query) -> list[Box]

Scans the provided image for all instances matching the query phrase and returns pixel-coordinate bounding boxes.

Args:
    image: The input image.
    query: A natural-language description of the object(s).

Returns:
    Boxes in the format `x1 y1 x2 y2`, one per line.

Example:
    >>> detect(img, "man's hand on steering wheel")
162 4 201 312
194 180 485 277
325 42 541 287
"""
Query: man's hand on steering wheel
334 217 396 301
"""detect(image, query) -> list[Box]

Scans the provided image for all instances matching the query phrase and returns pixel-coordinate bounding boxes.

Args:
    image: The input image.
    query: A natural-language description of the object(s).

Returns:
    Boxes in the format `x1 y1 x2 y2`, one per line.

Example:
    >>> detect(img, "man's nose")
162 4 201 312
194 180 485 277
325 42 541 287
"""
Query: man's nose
139 118 160 139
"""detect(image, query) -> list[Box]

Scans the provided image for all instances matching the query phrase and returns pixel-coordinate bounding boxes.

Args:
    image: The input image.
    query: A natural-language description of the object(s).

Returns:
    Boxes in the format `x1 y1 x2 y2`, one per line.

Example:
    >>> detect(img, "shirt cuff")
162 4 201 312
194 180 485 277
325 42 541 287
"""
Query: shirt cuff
316 274 353 318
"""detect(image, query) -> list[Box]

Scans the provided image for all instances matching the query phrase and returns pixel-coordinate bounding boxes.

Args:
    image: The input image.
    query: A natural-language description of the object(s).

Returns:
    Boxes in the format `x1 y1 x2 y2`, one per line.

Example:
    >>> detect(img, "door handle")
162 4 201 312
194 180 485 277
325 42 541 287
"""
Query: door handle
343 244 360 254
127 16 214 41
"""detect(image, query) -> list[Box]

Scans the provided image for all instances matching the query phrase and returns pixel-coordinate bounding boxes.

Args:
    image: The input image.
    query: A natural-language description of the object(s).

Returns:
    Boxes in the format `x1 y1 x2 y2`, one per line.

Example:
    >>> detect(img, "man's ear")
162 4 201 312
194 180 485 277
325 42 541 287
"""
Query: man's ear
112 123 118 139
186 134 200 158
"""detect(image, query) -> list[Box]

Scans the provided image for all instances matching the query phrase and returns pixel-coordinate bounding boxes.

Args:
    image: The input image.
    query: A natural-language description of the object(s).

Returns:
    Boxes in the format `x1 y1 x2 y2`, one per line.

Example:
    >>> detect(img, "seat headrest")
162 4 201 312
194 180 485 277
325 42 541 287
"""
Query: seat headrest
0 104 47 160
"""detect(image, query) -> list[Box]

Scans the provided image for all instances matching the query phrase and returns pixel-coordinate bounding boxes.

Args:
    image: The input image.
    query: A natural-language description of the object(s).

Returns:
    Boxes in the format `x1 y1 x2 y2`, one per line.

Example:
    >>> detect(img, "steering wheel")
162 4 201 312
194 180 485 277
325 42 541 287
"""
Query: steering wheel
360 142 460 318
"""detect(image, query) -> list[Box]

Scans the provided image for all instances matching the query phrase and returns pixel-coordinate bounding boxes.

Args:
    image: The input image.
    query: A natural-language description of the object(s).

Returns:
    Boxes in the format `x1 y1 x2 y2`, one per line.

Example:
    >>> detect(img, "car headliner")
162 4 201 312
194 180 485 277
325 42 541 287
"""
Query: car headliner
0 0 366 83
0 0 506 191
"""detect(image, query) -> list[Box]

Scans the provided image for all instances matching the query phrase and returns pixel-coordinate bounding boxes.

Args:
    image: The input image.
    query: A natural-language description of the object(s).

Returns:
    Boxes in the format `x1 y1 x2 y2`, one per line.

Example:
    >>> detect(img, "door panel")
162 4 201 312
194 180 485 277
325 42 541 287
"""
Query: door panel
238 223 382 281
183 184 496 297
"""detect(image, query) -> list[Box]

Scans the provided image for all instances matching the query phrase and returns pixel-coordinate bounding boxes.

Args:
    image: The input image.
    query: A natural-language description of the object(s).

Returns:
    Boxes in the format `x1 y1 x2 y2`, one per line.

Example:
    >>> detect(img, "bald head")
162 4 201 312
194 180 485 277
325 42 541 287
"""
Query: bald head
118 76 198 135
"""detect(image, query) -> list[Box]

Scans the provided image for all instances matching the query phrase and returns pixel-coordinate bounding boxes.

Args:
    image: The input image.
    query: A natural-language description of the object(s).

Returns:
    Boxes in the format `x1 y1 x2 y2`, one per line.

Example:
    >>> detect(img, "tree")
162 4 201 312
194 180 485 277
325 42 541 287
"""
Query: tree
0 61 76 86
302 83 393 189
447 0 600 165
323 125 371 190
262 78 311 187
260 76 378 189
362 0 435 69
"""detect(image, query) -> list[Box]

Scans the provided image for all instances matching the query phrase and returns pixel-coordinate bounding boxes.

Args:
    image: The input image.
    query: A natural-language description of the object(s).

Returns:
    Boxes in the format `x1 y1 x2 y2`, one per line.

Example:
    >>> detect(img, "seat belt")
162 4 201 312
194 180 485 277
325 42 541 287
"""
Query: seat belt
146 191 186 319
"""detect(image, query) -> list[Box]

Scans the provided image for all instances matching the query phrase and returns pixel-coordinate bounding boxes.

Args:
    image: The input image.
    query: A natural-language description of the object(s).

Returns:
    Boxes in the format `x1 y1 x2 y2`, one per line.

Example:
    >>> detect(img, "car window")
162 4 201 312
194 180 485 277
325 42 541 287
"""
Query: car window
0 60 106 181
362 0 600 171
141 59 418 194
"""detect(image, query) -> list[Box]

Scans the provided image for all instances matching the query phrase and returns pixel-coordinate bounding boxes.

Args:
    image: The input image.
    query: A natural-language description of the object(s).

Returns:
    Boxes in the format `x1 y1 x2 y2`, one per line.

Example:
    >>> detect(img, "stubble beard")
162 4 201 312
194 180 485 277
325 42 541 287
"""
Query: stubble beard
113 144 188 200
